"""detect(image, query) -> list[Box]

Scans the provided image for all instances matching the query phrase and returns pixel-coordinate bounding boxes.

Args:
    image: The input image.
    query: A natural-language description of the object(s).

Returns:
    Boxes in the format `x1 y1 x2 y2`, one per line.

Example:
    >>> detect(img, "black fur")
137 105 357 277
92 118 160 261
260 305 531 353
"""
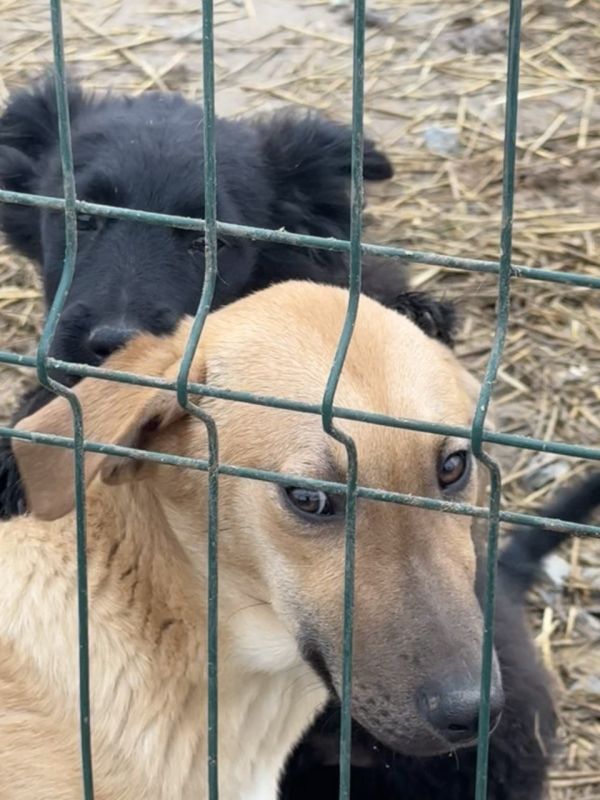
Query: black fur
281 473 600 800
0 76 456 520
498 472 600 595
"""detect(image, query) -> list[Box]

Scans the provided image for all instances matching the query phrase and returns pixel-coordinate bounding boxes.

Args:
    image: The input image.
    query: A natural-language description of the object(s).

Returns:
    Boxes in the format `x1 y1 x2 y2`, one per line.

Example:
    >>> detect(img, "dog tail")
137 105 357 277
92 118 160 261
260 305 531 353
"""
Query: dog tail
498 471 600 595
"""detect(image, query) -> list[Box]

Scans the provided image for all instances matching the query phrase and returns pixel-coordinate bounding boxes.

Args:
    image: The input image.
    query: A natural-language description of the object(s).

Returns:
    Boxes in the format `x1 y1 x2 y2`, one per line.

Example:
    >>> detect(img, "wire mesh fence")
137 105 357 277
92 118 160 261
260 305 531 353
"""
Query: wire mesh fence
0 1 599 799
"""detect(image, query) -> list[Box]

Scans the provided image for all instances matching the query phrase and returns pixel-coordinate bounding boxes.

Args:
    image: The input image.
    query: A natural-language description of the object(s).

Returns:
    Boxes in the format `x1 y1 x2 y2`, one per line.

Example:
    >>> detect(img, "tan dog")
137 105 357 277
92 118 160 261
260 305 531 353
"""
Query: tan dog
2 281 502 800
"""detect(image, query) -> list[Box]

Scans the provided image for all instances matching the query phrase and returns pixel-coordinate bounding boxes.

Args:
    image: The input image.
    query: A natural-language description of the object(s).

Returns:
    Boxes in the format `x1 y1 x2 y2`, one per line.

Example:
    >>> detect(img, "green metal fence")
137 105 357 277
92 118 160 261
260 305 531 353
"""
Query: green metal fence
0 1 599 799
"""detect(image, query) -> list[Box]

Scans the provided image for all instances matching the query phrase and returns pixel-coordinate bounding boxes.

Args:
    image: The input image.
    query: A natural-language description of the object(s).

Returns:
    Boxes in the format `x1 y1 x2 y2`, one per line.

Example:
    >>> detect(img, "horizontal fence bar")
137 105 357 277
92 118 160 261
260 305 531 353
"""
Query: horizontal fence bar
2 351 600 463
1 188 599 290
3 424 600 538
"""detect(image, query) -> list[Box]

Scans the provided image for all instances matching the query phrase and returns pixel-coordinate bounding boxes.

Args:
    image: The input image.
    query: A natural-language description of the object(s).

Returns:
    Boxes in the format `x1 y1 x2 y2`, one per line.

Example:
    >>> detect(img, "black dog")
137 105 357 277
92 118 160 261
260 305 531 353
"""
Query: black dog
281 473 600 800
0 77 456 517
0 77 401 364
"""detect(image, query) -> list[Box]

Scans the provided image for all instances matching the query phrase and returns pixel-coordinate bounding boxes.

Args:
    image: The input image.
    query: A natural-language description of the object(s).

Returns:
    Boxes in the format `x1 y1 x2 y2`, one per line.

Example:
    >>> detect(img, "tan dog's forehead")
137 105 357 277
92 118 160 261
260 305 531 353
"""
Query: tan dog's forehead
199 282 475 494
205 282 472 422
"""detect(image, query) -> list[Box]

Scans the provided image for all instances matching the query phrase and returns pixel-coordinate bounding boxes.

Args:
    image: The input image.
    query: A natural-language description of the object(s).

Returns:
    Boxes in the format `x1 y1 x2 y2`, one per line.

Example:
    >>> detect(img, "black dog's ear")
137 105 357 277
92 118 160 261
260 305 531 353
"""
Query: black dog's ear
0 77 86 261
0 76 85 160
389 291 458 347
0 144 43 260
358 256 457 347
256 110 393 241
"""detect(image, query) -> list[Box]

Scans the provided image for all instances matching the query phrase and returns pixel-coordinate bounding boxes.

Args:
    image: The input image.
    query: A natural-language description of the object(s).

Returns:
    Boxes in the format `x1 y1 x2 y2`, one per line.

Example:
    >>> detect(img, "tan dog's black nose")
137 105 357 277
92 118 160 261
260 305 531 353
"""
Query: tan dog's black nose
418 678 504 746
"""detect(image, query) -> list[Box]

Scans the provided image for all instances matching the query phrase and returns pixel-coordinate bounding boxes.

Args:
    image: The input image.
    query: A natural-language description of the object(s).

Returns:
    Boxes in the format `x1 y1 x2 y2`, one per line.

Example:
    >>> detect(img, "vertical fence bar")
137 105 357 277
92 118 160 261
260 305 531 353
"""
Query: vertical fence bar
34 2 95 798
175 1 220 797
472 0 522 797
23 0 98 796
320 1 366 798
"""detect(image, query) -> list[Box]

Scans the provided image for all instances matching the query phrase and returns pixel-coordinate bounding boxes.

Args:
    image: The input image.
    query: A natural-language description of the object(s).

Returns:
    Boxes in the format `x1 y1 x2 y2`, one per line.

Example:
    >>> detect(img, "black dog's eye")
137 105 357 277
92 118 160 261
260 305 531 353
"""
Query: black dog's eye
284 487 338 519
438 450 470 490
77 214 98 231
188 234 228 255
188 235 205 255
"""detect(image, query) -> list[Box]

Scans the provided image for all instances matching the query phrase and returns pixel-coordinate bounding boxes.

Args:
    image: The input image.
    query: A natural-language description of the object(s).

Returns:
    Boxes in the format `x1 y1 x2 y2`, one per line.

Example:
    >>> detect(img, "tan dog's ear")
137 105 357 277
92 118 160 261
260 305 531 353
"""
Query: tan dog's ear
13 320 205 521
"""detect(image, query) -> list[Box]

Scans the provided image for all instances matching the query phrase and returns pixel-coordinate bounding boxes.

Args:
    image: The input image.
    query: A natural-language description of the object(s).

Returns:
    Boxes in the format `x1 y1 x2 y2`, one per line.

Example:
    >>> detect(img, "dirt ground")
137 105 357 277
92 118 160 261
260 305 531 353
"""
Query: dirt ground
0 0 599 797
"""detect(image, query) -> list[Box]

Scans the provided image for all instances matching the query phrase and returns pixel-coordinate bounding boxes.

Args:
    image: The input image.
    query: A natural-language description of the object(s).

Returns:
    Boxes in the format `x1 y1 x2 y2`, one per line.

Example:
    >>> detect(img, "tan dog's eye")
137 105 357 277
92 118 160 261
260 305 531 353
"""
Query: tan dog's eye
284 487 340 520
438 450 470 491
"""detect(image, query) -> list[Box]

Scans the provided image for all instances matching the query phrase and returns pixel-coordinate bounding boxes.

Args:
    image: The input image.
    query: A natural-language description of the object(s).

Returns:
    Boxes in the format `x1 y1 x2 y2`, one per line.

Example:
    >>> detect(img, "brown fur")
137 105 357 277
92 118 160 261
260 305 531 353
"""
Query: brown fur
4 282 497 799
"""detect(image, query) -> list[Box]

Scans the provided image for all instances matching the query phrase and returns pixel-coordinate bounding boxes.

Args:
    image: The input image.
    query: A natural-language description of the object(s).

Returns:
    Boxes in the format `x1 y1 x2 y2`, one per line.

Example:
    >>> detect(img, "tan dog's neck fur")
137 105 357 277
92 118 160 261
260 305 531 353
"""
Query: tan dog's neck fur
4 281 496 798
0 475 325 800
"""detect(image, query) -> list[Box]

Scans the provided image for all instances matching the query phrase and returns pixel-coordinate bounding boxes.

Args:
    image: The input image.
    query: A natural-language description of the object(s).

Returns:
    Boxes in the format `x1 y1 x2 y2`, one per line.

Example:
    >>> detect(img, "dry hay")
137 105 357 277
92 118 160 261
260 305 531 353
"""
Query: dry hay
0 0 599 797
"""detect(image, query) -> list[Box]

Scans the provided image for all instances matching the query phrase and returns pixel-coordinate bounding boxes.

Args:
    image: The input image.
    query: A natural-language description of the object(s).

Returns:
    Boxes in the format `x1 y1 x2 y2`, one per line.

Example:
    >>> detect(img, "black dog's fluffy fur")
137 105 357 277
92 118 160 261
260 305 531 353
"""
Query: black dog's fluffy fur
1 77 598 800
